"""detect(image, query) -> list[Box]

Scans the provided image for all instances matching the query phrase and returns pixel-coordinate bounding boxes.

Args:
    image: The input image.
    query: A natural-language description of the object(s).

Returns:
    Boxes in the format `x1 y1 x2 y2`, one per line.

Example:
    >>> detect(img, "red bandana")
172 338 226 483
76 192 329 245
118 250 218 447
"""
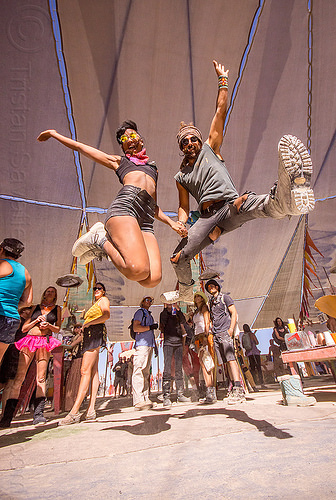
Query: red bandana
126 148 149 165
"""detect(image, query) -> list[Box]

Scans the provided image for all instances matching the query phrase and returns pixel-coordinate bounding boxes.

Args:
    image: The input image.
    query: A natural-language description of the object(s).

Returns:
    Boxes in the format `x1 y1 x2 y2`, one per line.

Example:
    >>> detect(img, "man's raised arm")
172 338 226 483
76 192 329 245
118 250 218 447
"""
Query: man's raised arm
206 60 229 157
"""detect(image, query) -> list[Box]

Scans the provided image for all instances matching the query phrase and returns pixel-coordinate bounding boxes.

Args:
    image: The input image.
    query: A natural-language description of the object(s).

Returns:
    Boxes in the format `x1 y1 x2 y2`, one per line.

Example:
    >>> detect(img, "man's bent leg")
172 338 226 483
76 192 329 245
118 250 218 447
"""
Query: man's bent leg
163 215 220 303
218 135 315 233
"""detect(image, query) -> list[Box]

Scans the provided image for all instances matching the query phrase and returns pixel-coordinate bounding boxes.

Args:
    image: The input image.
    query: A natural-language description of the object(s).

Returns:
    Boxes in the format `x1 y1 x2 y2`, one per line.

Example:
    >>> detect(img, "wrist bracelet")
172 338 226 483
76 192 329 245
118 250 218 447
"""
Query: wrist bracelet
218 75 228 90
178 220 187 227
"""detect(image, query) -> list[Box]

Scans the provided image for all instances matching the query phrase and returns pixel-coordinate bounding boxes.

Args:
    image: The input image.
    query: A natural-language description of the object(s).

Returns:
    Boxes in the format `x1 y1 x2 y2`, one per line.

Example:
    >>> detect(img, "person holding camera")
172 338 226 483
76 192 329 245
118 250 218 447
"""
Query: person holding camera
0 286 61 428
131 296 158 410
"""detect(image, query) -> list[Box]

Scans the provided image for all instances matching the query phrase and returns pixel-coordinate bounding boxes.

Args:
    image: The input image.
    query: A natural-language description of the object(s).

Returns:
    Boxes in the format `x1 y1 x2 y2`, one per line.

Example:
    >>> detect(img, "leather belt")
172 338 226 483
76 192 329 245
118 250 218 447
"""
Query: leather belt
200 199 227 215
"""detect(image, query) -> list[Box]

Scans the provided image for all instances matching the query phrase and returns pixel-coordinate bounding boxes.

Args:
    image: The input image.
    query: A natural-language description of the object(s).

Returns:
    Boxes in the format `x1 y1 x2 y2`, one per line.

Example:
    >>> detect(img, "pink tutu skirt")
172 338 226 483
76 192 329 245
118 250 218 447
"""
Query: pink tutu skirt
15 335 61 352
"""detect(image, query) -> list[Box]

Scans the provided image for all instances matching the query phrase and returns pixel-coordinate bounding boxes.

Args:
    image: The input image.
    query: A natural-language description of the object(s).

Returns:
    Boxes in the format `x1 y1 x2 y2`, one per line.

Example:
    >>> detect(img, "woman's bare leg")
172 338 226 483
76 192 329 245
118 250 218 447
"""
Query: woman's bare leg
70 348 99 414
87 354 99 414
10 348 35 399
104 216 151 282
35 348 50 398
198 351 214 387
138 232 162 288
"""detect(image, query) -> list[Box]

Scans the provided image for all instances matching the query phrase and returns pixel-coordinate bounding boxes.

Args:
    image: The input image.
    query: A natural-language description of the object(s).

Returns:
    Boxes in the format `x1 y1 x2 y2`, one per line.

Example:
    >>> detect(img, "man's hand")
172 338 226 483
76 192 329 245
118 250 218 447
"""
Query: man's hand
228 327 234 338
171 220 188 237
213 60 229 78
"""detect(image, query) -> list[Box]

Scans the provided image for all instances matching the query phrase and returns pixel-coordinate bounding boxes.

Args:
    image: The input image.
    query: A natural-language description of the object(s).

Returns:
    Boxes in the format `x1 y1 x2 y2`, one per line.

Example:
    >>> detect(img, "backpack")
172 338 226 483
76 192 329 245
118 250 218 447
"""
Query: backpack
242 332 252 352
128 309 147 340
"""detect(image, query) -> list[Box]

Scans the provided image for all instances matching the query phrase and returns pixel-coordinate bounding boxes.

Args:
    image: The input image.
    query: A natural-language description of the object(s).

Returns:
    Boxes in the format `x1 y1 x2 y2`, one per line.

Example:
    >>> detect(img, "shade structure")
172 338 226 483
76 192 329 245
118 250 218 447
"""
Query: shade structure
1 0 336 341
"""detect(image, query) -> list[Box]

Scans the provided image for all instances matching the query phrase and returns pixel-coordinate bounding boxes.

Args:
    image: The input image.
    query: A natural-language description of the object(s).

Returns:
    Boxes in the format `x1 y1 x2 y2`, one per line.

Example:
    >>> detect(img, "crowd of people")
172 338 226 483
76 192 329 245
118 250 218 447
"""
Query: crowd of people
1 58 317 428
0 237 110 428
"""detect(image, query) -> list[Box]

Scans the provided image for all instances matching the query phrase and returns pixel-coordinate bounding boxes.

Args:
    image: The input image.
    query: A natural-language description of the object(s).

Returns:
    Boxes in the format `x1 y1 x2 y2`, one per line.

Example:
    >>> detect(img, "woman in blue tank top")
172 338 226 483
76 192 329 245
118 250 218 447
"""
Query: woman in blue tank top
0 238 32 366
37 122 187 288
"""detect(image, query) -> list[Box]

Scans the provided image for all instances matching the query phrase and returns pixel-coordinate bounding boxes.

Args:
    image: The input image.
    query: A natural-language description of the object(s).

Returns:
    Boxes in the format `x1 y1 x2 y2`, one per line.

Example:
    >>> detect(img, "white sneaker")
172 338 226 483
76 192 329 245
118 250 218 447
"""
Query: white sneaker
78 248 109 265
72 222 107 258
278 135 315 214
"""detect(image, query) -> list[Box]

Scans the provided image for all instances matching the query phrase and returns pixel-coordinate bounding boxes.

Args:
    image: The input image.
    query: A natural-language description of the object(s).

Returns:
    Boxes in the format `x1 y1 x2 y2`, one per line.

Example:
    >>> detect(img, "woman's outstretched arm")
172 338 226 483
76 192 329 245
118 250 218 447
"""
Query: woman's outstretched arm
37 130 120 171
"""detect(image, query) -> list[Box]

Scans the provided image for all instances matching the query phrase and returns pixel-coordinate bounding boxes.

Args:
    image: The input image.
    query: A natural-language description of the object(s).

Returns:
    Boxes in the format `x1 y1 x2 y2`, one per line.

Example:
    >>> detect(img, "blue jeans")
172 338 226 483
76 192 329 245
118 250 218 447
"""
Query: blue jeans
0 315 20 344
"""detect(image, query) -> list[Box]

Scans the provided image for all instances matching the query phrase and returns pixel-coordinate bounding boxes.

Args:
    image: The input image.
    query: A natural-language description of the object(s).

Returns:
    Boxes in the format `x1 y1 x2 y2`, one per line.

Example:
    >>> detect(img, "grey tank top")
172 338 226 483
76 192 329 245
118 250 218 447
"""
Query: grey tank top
174 143 238 209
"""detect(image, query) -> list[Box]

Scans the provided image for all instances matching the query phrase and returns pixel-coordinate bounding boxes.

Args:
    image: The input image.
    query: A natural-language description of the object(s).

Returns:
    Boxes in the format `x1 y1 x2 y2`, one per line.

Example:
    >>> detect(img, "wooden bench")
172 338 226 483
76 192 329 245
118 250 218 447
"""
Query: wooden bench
281 345 336 382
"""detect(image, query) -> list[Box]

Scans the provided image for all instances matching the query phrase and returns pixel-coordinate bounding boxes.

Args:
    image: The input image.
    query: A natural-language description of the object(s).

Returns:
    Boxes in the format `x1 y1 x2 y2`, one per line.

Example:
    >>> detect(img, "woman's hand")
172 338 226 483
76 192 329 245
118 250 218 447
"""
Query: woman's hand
37 130 56 142
171 220 188 237
39 321 50 330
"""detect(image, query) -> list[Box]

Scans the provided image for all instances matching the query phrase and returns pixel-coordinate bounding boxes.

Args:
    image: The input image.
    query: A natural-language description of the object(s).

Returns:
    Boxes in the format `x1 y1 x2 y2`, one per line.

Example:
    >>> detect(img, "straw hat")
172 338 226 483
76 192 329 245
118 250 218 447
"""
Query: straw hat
193 290 208 304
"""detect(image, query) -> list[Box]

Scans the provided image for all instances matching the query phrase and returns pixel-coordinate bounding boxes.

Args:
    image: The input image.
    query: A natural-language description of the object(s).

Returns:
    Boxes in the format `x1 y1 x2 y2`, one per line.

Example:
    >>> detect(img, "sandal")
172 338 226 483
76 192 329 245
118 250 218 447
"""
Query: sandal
85 411 96 421
58 412 81 426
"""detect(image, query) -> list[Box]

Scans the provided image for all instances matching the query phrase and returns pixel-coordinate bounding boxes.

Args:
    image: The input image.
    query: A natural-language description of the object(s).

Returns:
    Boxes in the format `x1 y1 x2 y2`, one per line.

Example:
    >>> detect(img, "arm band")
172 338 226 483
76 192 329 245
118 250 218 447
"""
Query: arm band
218 75 228 90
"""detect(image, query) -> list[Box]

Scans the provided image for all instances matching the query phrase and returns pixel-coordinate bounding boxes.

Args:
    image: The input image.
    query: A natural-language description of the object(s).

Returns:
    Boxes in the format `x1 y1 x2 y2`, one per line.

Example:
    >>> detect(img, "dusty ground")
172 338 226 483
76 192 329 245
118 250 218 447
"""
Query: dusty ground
1 376 336 499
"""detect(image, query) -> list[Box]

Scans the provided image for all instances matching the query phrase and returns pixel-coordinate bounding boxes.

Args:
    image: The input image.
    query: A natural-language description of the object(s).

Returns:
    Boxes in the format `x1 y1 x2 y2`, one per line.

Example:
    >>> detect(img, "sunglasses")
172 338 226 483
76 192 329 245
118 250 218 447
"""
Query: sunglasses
120 132 138 143
93 286 104 291
181 136 199 147
144 298 153 302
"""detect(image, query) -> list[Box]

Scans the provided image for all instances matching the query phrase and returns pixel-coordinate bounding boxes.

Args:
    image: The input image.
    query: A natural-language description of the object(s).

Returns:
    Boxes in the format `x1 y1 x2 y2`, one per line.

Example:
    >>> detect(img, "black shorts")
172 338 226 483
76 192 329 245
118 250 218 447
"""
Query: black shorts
0 315 20 344
105 185 156 234
81 324 107 354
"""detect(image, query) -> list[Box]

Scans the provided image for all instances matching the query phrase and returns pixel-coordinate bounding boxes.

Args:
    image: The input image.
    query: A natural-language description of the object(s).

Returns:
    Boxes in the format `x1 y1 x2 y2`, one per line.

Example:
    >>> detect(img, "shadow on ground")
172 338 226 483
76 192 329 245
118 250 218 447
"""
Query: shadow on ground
100 406 292 439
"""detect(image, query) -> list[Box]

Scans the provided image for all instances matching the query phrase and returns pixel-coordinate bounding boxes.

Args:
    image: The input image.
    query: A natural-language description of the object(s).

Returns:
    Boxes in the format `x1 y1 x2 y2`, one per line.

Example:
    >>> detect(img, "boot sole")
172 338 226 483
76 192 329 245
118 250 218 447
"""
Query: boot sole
278 135 315 214
199 269 221 280
160 291 180 304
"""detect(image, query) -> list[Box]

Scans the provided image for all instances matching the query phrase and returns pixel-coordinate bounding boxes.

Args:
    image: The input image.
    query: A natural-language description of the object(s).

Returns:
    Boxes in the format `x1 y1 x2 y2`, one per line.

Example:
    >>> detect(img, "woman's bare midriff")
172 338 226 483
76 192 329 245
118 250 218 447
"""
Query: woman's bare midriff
122 171 156 199
27 326 50 337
